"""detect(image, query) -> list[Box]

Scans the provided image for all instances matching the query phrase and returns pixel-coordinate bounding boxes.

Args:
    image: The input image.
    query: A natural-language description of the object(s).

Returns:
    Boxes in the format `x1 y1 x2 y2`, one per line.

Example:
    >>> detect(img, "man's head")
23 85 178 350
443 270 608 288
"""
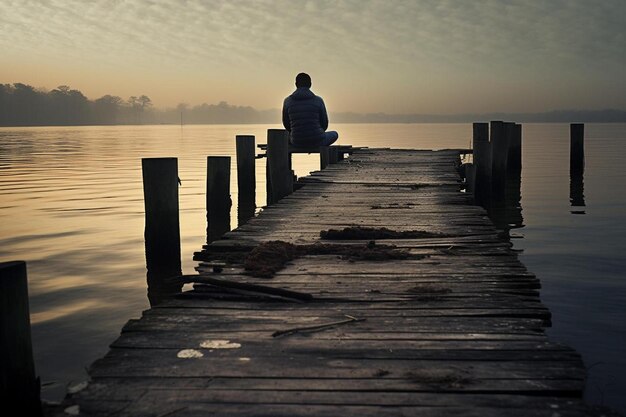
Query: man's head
295 73 312 88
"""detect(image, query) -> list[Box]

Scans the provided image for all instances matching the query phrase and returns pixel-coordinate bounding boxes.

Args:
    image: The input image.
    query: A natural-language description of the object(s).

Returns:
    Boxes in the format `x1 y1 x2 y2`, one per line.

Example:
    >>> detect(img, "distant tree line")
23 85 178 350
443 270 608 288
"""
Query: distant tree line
0 83 154 126
1 82 624 126
0 83 279 126
164 102 279 125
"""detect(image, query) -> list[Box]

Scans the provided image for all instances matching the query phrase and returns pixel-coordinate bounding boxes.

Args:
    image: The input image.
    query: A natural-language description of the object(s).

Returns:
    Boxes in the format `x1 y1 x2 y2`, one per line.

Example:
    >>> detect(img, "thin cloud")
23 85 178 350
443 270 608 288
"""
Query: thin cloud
0 0 624 112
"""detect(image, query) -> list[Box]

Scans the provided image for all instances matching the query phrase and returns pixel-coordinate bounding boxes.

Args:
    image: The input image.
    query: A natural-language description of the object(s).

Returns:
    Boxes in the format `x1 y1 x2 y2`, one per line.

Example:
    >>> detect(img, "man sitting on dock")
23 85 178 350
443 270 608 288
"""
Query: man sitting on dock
282 72 339 147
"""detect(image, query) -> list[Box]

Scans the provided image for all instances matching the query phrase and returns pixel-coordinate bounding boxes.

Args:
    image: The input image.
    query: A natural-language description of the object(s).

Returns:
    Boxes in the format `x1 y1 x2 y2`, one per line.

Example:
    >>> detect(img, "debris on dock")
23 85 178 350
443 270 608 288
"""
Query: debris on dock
243 240 298 277
320 226 446 240
243 239 414 278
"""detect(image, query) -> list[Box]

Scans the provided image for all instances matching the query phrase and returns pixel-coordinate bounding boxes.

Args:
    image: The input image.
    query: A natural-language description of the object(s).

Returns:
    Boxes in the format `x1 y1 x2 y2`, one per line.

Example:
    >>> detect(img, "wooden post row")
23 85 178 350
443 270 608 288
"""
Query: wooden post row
0 261 42 416
206 156 231 243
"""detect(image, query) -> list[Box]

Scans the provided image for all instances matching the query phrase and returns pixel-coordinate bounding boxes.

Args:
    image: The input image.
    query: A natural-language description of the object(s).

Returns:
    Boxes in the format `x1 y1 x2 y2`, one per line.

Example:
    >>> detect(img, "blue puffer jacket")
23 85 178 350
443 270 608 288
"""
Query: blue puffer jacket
282 87 329 146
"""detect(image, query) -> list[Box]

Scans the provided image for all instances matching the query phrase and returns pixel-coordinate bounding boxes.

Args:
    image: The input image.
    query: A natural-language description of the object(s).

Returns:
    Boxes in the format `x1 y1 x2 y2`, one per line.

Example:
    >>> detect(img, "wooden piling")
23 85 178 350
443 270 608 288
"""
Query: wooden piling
266 129 292 204
320 146 330 170
0 261 41 416
236 135 256 225
142 158 182 305
472 122 491 205
207 156 231 243
142 158 181 266
265 158 272 206
505 150 523 230
329 147 339 164
570 123 584 176
236 136 255 197
507 123 522 173
465 163 476 194
490 121 509 204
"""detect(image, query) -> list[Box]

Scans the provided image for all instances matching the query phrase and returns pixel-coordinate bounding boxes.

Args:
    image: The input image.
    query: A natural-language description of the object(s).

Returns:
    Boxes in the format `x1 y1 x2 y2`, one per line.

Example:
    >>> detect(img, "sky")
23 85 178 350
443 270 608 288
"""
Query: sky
0 0 624 114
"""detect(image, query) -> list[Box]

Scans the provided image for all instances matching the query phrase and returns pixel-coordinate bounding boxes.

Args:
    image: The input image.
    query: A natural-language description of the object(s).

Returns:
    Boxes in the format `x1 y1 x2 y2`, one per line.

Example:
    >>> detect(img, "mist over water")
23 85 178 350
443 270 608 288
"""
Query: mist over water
0 123 624 412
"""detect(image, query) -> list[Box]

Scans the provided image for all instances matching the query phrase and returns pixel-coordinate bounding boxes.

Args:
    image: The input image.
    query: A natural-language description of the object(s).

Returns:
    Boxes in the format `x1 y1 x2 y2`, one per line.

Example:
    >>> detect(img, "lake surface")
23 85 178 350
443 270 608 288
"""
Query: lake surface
1 123 624 412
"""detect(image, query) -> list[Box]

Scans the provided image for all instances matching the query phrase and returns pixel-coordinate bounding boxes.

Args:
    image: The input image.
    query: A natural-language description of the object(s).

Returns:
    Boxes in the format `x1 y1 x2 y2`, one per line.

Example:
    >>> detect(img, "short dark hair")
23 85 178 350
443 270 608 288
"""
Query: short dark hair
295 73 312 88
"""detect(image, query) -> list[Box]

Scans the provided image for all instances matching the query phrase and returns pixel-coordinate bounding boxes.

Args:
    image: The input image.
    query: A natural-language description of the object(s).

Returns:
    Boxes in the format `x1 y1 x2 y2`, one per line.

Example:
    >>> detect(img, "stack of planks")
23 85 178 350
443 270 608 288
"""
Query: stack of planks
70 149 595 416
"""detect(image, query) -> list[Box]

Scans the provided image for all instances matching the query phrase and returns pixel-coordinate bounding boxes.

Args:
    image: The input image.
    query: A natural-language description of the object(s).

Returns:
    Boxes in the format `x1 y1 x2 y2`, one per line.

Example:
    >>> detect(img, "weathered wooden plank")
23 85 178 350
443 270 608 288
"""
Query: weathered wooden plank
121 316 549 334
112 332 565 350
193 272 539 283
155 297 547 312
76 398 593 417
73 381 587 402
115 328 550 341
198 264 532 276
75 387 589 407
101 340 580 363
88 354 585 388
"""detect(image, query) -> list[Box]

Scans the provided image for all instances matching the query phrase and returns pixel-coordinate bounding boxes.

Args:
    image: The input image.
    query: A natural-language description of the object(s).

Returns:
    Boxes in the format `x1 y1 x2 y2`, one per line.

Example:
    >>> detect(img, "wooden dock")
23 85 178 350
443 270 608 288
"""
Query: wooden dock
70 148 594 416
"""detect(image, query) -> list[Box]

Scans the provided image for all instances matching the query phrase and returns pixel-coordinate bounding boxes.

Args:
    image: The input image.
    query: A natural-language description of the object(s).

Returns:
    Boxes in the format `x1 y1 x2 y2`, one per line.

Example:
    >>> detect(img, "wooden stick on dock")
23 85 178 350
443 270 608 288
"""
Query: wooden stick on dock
0 261 41 416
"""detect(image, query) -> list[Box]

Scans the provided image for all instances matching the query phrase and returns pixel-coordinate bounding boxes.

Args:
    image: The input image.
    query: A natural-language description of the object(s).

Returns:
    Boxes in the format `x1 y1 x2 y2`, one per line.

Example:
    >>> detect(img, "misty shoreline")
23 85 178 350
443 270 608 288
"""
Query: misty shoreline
2 83 625 127
1 119 626 128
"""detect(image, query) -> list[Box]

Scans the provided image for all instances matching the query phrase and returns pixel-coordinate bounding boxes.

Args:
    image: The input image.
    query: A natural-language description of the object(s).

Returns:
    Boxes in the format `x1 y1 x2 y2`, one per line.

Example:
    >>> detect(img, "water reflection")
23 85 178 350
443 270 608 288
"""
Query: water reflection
504 170 524 230
570 173 586 214
30 300 101 325
145 230 182 307
485 170 524 236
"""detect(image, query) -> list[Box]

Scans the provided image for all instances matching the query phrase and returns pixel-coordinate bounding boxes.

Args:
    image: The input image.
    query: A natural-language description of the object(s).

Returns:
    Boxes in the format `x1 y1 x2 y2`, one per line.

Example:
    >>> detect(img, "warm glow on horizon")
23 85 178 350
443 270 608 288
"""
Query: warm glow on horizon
1 0 625 114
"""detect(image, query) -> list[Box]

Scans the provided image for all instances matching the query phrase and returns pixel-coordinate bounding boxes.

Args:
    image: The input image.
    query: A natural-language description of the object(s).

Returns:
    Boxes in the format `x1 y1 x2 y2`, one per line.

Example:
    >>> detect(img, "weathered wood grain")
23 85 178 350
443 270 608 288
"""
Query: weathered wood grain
71 149 592 416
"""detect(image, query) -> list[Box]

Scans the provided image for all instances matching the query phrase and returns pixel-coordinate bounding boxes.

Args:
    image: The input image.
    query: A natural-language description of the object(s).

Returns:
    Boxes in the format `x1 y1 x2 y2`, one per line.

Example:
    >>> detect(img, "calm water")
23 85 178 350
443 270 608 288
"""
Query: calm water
0 124 625 411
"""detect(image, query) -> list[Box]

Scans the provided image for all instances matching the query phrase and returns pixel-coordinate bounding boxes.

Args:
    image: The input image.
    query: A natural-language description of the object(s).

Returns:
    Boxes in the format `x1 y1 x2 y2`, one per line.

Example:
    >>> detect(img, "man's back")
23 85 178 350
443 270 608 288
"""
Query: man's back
282 87 328 146
282 72 338 147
